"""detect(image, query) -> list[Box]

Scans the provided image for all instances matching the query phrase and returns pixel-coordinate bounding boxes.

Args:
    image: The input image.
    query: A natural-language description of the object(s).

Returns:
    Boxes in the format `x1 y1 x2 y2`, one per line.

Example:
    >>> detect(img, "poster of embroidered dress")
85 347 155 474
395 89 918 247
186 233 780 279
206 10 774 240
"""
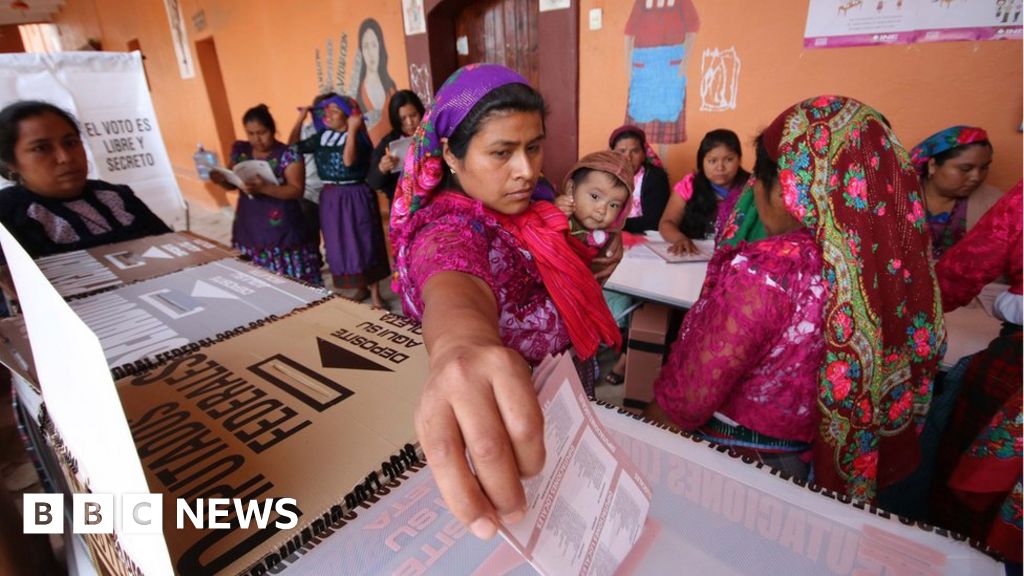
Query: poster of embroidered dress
623 0 700 144
804 0 917 48
915 0 1022 43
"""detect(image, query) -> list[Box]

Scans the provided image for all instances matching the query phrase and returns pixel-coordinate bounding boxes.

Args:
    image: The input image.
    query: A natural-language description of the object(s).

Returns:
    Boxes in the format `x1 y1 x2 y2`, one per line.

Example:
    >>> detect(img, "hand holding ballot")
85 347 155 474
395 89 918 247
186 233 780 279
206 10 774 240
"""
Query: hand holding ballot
209 160 278 195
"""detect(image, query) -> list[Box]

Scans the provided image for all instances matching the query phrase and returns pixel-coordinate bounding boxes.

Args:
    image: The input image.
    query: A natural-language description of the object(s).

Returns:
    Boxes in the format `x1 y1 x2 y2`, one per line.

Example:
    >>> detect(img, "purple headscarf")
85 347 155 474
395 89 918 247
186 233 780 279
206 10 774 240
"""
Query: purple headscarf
389 63 528 250
388 63 622 359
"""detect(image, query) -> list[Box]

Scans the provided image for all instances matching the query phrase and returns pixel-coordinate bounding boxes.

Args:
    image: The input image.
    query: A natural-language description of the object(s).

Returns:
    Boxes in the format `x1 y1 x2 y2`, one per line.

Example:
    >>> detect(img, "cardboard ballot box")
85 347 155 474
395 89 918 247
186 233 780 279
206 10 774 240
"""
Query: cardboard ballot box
623 302 670 410
0 222 428 575
32 231 237 299
280 402 1006 576
45 297 429 576
0 258 327 388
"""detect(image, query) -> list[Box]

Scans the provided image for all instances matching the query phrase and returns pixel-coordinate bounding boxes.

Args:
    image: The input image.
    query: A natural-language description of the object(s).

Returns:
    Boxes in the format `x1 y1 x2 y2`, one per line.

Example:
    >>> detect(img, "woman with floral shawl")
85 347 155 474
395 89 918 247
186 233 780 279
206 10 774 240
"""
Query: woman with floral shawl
389 64 622 539
648 95 945 501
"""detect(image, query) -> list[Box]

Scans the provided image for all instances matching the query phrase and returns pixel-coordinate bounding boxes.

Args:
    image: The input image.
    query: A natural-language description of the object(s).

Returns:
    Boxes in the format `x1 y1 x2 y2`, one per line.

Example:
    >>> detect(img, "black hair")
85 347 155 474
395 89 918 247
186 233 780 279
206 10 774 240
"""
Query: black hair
0 100 80 180
752 133 778 193
609 129 645 152
387 90 425 137
443 83 546 190
681 129 750 239
242 103 276 134
356 18 397 112
923 140 993 178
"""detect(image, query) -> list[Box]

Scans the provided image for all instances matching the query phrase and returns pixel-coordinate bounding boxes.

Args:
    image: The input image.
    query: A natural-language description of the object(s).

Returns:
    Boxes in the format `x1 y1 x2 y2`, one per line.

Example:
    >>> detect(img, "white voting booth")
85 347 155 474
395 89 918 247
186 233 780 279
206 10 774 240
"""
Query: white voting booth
0 51 187 230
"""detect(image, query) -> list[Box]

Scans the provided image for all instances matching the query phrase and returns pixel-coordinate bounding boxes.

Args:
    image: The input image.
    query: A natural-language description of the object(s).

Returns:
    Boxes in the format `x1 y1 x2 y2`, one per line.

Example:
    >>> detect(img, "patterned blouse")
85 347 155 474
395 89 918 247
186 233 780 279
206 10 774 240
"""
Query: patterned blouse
937 183 1022 312
927 198 968 260
229 141 312 248
0 179 170 258
295 129 372 183
654 229 827 441
401 192 571 365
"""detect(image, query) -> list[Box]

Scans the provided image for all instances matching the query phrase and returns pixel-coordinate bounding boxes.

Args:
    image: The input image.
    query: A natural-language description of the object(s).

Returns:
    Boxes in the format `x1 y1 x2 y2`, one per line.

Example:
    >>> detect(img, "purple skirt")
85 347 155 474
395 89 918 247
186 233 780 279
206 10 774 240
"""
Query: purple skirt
319 182 390 288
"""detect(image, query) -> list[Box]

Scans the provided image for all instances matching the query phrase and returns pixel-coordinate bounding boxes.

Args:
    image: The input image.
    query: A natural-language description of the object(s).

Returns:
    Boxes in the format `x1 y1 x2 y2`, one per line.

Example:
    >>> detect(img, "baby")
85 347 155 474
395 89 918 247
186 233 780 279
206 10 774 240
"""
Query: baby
555 150 634 251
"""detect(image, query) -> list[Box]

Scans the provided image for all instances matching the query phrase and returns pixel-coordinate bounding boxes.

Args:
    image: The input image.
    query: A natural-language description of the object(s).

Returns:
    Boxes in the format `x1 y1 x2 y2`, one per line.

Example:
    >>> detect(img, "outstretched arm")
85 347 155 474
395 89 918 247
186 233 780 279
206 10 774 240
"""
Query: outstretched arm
417 271 545 539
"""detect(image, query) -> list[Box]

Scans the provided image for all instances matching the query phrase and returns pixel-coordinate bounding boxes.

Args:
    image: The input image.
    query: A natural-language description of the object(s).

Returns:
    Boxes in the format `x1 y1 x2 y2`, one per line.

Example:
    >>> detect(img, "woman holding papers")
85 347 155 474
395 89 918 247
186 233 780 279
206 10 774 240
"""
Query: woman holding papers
390 64 621 540
367 90 425 203
211 104 323 285
0 100 169 258
648 96 943 502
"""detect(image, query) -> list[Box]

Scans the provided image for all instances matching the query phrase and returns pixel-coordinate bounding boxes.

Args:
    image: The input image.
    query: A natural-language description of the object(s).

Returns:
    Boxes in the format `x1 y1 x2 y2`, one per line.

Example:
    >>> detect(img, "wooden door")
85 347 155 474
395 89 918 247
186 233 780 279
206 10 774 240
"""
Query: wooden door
454 0 539 88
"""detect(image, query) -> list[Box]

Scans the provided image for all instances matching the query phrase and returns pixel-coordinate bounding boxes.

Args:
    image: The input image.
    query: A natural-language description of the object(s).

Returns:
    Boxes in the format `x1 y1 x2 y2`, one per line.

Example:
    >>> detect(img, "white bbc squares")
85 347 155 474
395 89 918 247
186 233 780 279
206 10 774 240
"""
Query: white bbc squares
72 493 114 534
119 493 163 534
23 493 62 534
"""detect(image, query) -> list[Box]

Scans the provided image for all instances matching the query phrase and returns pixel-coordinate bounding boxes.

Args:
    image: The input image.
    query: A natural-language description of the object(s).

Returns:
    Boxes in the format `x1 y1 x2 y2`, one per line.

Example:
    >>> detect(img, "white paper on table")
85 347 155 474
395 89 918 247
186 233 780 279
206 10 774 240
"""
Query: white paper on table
643 238 714 263
500 353 652 575
0 225 174 575
388 136 415 173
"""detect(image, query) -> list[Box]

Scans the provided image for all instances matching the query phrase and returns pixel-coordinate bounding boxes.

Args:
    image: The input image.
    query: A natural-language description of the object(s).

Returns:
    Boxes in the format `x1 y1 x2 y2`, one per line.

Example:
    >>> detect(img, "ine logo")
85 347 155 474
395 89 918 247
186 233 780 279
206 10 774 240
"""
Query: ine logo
24 494 299 534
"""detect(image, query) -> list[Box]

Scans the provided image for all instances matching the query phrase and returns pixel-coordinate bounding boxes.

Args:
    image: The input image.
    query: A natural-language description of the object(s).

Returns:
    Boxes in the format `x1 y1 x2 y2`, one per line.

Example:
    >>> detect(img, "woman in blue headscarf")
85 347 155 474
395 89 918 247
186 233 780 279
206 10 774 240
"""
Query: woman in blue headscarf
290 95 390 305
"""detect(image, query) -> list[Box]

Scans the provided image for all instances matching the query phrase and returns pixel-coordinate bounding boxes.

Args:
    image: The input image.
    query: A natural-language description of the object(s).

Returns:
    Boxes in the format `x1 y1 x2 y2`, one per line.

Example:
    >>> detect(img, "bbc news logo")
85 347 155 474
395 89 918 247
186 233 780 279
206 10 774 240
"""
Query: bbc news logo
24 494 298 534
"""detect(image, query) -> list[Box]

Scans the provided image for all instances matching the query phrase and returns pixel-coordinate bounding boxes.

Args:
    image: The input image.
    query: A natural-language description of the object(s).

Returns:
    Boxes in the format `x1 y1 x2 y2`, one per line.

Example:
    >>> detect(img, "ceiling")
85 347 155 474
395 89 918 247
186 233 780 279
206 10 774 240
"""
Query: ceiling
0 0 64 26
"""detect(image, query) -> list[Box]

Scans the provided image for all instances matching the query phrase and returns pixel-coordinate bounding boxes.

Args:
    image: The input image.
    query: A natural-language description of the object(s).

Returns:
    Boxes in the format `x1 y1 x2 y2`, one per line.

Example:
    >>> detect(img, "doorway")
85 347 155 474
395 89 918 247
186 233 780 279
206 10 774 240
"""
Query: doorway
405 0 579 184
126 39 151 91
193 37 234 173
454 0 539 88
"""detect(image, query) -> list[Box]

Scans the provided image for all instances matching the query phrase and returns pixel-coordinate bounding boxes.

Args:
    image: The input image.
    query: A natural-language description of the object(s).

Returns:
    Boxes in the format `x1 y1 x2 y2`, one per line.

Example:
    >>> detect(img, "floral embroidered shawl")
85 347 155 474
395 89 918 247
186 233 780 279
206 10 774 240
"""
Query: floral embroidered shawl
764 95 945 500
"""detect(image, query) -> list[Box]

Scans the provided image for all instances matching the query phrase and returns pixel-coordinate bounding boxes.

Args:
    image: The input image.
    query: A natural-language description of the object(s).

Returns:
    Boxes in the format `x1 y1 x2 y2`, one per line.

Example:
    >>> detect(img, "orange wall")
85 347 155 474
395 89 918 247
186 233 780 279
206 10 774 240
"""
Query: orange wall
54 0 409 210
579 0 1023 192
51 0 1022 207
52 0 103 51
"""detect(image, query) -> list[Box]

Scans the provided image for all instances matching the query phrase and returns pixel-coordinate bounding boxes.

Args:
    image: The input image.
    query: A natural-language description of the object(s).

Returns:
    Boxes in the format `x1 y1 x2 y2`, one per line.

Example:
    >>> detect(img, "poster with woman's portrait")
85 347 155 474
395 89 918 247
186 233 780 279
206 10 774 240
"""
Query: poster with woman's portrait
355 18 398 142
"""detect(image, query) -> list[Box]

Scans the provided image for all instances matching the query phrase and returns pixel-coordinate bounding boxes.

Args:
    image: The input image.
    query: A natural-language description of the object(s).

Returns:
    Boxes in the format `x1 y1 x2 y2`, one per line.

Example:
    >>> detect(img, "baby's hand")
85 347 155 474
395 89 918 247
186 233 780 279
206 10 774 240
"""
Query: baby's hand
554 195 575 217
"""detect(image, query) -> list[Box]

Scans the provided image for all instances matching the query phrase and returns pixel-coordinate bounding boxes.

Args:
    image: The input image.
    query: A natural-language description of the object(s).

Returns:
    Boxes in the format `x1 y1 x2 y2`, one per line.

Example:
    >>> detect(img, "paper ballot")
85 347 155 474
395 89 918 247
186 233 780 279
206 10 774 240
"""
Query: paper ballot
388 136 415 173
500 353 652 575
210 159 278 190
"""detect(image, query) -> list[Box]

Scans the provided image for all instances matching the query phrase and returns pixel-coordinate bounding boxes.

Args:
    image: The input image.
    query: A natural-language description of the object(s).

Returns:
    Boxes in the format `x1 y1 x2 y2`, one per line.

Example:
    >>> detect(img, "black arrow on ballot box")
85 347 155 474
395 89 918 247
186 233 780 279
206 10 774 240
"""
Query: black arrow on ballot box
317 337 393 372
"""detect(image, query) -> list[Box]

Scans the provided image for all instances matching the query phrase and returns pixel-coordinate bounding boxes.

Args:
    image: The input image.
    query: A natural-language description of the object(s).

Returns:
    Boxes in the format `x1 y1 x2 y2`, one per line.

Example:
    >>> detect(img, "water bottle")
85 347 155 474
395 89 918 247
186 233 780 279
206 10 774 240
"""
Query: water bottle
193 144 218 181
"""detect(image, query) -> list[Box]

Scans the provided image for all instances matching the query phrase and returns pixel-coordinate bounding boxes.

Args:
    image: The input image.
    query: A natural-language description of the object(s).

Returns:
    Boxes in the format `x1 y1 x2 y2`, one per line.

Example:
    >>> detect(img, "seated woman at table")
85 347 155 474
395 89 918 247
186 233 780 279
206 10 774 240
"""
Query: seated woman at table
0 100 170 258
609 125 669 234
909 125 994 259
659 129 750 254
926 181 1022 561
391 64 622 539
646 96 944 501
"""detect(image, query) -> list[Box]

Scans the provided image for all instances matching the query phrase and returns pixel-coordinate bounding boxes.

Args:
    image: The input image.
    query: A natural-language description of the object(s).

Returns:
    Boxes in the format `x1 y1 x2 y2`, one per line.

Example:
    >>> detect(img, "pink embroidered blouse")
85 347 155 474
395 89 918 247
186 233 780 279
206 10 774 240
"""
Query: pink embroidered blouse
654 229 826 442
936 182 1023 311
401 192 571 365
